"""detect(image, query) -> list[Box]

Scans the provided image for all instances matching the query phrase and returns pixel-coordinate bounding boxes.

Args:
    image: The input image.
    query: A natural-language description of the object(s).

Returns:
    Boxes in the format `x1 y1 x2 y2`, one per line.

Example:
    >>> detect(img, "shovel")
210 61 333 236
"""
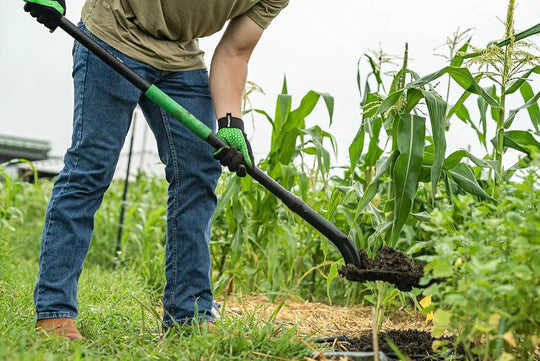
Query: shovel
55 17 432 291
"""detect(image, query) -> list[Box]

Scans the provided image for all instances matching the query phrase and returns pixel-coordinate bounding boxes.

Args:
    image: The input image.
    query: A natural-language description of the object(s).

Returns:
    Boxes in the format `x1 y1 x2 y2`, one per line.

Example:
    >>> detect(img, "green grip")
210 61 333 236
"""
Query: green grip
24 0 65 15
144 85 212 140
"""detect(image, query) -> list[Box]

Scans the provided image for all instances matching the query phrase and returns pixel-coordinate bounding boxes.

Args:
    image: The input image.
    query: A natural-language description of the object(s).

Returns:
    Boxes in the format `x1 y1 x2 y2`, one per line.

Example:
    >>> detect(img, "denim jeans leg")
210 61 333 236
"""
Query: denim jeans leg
138 69 221 326
33 26 158 320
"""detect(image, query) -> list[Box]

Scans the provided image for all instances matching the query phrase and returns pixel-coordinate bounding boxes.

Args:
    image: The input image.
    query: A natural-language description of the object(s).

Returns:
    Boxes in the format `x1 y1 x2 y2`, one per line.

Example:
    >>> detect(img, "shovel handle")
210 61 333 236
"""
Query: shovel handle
57 17 362 268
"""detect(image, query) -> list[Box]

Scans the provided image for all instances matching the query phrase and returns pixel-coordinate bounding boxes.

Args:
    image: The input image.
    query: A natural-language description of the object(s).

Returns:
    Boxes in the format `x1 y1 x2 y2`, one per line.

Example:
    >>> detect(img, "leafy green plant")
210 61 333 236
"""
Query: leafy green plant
420 158 540 360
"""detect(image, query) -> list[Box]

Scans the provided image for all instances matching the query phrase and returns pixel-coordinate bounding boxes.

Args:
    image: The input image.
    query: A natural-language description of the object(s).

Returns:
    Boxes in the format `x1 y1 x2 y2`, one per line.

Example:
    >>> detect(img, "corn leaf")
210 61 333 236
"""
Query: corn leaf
407 66 499 106
422 90 447 196
450 35 473 67
375 90 403 117
505 83 540 132
355 154 395 216
454 22 540 61
492 130 540 155
476 85 492 149
273 94 291 144
405 88 424 113
504 66 540 94
365 117 384 167
447 163 494 200
348 123 365 172
286 90 334 131
392 114 426 243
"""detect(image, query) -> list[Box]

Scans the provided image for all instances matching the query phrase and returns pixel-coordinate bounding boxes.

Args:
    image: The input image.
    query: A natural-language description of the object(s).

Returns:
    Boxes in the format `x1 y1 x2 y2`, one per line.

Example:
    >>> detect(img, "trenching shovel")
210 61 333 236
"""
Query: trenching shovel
50 16 436 291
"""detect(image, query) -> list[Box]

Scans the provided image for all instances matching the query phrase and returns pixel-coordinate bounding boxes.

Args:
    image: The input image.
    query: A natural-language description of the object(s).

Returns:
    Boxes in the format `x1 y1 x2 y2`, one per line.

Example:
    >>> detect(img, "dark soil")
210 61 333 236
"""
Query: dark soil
316 329 461 360
339 246 443 291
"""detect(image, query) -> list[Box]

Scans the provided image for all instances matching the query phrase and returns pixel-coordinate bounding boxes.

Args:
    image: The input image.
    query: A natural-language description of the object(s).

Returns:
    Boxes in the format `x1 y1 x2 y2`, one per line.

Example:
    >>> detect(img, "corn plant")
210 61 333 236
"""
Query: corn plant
211 77 341 298
418 0 540 187
339 0 540 255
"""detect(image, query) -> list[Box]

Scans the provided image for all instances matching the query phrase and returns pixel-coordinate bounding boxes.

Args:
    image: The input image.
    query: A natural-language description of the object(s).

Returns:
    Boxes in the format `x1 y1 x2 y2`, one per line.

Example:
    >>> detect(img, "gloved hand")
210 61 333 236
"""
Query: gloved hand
24 0 66 31
214 113 254 177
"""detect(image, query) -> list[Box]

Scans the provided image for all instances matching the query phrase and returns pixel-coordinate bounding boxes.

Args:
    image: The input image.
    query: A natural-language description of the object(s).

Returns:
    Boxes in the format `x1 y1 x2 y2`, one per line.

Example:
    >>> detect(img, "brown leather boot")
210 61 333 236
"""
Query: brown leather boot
35 317 83 340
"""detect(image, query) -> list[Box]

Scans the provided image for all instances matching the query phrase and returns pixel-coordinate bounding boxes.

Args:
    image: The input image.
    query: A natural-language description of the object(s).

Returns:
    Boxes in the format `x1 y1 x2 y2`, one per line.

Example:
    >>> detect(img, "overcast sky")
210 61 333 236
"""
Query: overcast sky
1 0 539 170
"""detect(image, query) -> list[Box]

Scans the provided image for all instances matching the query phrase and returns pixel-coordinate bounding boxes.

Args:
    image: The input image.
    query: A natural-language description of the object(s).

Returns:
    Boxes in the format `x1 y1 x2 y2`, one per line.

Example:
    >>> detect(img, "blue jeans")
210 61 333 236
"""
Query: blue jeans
33 23 222 326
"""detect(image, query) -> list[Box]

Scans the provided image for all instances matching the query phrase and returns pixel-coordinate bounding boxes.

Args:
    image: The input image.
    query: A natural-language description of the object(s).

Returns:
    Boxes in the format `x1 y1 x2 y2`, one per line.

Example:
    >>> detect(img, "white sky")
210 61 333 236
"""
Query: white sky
1 0 539 170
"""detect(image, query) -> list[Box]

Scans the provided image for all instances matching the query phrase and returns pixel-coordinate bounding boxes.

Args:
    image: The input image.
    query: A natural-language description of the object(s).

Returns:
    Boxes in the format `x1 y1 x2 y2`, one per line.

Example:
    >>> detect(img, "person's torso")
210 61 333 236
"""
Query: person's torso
81 0 287 71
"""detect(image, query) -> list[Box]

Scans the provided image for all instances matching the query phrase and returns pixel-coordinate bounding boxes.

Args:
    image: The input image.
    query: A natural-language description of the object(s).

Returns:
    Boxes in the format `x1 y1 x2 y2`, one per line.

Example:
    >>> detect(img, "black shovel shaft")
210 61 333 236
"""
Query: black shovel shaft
245 166 362 267
58 17 362 268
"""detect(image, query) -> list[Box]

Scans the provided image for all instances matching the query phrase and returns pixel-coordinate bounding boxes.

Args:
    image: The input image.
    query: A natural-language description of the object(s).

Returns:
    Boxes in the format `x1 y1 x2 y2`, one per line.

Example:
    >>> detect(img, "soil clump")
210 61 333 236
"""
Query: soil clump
339 246 443 291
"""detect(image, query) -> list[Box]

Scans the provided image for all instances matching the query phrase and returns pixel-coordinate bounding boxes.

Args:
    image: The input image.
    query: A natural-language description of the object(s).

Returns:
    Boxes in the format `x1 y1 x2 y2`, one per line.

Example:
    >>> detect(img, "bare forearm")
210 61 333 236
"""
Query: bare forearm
209 49 248 119
209 15 263 120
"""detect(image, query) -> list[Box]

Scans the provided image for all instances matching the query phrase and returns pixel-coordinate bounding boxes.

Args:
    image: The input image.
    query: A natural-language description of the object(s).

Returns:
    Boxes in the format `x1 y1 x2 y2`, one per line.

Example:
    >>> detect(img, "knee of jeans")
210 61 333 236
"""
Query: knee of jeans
60 164 115 195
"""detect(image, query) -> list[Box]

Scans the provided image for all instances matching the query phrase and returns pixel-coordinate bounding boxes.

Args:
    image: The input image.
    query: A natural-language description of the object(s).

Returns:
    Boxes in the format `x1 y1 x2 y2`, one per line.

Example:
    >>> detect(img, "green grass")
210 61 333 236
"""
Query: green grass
0 257 315 361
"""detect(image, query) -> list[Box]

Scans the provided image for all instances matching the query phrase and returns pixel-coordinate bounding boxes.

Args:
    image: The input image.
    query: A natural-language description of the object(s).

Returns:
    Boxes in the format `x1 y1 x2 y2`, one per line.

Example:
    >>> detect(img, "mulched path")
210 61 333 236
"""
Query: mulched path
217 294 432 339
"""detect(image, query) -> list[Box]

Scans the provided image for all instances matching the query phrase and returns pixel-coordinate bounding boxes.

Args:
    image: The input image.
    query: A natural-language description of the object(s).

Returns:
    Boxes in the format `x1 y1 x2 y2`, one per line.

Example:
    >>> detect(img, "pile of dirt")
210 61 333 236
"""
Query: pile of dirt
339 246 442 291
322 329 455 357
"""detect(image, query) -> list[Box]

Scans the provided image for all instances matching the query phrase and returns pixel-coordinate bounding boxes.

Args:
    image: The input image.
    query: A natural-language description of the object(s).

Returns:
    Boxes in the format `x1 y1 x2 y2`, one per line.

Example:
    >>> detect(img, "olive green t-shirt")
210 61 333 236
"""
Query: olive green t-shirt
81 0 288 71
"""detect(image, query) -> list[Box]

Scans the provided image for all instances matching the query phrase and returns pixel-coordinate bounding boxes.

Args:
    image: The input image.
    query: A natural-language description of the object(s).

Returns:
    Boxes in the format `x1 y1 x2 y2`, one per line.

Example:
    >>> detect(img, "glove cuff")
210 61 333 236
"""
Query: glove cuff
217 113 245 132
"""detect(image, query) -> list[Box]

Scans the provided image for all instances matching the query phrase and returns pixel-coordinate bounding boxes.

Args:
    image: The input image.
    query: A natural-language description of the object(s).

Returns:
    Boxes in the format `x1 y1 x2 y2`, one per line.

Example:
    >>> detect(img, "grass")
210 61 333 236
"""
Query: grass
0 256 315 361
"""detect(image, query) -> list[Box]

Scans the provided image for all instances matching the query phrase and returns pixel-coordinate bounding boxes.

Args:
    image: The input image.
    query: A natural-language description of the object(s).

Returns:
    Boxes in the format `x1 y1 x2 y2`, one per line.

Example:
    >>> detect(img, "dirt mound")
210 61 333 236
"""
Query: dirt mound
339 246 442 291
314 329 461 359
342 329 448 356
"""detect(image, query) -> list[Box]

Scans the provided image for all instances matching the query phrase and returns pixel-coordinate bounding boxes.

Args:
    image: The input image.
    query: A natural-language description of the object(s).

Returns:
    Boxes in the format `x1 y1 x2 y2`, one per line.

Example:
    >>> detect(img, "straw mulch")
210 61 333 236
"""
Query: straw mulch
215 294 432 338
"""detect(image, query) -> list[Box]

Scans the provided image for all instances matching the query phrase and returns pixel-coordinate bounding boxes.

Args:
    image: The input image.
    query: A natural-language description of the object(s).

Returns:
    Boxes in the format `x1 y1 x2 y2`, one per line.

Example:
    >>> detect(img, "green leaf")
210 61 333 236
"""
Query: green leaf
450 35 473 67
444 150 468 169
355 154 395 215
454 23 540 61
447 88 473 119
476 85 491 149
405 88 424 112
406 66 499 106
327 262 339 300
392 114 426 243
505 66 540 94
433 309 451 327
286 91 334 132
273 94 291 140
375 90 404 117
365 117 383 167
277 129 300 164
348 124 365 171
501 130 540 155
447 163 495 200
285 91 319 131
504 85 540 131
520 81 540 134
422 90 447 196
492 23 540 48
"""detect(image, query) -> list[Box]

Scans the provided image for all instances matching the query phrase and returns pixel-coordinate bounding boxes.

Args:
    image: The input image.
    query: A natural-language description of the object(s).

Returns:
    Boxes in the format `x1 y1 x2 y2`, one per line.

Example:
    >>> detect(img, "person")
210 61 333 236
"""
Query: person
24 0 288 340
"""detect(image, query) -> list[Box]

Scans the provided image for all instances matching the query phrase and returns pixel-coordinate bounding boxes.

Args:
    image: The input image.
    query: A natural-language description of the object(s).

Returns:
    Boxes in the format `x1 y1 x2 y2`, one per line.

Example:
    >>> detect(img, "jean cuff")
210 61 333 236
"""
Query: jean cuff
36 311 77 320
